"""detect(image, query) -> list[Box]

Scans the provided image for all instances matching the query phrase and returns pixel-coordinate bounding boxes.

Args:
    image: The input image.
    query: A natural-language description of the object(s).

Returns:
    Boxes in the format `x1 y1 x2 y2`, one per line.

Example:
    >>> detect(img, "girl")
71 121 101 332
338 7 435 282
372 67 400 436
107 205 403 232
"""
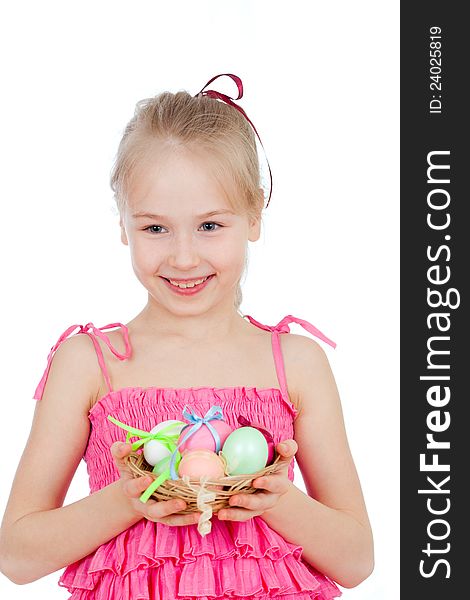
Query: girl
0 73 373 599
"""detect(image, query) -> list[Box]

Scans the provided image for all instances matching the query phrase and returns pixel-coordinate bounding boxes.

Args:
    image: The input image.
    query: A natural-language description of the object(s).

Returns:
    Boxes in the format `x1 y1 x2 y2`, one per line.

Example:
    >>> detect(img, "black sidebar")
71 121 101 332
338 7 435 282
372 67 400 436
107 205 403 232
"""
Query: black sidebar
401 2 468 598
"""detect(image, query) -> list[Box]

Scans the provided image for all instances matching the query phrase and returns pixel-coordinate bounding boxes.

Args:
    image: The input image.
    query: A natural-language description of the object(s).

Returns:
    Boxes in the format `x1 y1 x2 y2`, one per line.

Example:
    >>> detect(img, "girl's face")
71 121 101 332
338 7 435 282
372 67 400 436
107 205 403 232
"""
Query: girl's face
120 145 261 317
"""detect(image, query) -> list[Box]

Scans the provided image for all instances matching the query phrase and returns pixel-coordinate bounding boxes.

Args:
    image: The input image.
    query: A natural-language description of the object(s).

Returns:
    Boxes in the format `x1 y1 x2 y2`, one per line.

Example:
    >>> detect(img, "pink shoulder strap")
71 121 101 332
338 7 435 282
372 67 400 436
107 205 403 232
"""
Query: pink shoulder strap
33 322 132 401
242 314 336 403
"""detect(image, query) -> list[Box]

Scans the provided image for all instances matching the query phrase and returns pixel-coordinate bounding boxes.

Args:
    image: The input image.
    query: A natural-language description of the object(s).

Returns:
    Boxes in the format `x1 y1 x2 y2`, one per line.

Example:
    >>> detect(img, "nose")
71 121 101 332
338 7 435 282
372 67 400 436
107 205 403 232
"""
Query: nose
167 232 201 271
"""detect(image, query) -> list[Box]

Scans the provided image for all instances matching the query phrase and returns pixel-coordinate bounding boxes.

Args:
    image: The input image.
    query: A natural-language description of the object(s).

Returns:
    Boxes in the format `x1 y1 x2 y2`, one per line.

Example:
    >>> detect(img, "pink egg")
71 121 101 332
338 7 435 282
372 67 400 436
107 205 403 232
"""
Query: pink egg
178 450 226 481
178 420 233 453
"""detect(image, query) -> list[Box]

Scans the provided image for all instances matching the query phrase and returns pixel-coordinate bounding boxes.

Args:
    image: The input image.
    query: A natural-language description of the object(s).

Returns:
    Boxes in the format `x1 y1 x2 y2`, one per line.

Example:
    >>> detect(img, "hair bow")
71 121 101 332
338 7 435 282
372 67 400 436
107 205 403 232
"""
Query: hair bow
195 73 273 208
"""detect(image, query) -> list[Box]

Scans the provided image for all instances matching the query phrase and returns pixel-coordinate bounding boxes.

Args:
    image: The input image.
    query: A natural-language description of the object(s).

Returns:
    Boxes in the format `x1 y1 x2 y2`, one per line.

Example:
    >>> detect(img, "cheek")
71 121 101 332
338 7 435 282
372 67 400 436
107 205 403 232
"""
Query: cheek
128 238 161 272
213 237 247 273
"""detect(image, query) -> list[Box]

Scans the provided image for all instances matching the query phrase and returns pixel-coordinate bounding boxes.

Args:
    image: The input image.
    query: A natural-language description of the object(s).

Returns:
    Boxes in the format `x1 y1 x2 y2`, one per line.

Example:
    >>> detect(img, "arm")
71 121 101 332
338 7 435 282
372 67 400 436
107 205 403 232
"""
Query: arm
0 335 140 585
1 480 142 585
260 335 374 588
260 476 372 588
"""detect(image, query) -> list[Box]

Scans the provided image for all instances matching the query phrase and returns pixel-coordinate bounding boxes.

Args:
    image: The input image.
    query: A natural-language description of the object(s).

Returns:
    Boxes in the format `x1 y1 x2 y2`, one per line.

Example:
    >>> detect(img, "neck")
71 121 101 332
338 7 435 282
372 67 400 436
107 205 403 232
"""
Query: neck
135 296 246 344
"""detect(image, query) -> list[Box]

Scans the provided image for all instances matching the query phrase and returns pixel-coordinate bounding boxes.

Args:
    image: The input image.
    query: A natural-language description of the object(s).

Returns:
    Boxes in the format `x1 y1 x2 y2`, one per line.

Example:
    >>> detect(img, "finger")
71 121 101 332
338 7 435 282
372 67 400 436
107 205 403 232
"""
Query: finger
217 507 263 522
111 441 132 462
251 475 285 493
276 439 298 458
162 511 201 526
123 475 153 497
149 497 187 518
147 498 199 525
229 490 277 511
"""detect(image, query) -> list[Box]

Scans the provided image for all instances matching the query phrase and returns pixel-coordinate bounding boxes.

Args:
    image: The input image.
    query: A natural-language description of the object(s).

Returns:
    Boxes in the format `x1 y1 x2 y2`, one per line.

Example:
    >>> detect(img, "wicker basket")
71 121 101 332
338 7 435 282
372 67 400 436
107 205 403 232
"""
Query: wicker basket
125 449 283 514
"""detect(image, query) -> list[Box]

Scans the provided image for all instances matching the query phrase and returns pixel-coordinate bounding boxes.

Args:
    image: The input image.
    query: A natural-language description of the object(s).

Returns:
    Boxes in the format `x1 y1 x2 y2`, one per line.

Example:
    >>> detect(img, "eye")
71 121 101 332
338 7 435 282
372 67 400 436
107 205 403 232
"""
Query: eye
143 225 166 234
142 222 222 234
200 222 222 232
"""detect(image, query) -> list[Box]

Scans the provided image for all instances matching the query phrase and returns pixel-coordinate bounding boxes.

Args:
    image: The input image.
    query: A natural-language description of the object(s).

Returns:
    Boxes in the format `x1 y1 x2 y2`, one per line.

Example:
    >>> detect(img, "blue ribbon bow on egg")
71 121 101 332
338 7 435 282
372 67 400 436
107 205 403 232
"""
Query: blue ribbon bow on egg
169 405 225 480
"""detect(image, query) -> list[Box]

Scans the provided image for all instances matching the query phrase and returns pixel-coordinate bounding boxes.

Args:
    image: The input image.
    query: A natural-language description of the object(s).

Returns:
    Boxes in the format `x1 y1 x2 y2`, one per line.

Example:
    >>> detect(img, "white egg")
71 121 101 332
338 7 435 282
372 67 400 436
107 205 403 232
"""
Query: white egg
143 420 186 469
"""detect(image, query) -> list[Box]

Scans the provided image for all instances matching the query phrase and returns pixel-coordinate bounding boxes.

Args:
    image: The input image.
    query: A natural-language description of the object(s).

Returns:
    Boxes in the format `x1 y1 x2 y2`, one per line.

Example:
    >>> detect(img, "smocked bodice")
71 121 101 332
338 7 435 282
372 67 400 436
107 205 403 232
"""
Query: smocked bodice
86 385 297 493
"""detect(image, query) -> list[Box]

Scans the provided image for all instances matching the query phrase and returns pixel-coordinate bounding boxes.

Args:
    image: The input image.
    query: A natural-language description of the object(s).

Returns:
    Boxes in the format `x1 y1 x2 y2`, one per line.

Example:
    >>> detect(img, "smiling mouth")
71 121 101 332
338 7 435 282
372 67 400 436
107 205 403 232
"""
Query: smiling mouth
162 275 214 289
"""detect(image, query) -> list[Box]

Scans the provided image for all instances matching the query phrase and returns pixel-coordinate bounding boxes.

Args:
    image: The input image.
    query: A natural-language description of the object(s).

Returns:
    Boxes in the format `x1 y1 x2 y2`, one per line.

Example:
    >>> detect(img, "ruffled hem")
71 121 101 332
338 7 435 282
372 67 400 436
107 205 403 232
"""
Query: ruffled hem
58 516 341 599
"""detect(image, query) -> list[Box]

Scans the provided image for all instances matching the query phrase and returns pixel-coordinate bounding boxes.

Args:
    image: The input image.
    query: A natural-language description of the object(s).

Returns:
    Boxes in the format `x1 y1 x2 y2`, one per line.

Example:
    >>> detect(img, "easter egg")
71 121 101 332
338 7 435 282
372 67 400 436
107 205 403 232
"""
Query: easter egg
178 420 233 454
221 427 269 475
143 420 186 470
178 450 226 480
237 415 275 465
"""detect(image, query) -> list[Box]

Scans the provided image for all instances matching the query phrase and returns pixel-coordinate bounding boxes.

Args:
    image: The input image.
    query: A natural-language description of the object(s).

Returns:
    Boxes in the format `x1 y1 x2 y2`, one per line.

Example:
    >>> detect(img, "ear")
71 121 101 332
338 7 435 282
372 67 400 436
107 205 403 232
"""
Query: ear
248 213 261 242
120 218 129 246
248 188 265 242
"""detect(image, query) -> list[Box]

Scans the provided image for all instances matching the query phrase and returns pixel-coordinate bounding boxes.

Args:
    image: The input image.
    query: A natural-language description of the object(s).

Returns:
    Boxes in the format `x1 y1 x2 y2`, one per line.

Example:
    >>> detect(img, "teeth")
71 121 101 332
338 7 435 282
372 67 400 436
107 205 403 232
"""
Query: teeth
168 276 209 289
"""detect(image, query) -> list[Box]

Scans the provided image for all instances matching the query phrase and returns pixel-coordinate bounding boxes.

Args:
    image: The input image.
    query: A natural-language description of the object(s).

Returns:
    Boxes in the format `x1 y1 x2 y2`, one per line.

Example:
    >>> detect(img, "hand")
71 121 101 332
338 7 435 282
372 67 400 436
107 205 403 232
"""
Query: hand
110 441 200 527
217 439 298 522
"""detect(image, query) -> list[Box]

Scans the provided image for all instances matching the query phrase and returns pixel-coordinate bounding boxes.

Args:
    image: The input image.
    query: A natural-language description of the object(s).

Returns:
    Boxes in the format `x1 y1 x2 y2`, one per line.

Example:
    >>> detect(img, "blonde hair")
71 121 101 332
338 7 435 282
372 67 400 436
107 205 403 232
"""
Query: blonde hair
110 87 266 309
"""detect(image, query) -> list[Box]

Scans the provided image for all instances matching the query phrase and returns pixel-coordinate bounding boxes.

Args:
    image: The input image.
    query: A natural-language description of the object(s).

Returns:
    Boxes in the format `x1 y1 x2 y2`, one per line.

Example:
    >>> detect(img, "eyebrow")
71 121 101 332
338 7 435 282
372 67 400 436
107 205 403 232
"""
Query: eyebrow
132 209 235 219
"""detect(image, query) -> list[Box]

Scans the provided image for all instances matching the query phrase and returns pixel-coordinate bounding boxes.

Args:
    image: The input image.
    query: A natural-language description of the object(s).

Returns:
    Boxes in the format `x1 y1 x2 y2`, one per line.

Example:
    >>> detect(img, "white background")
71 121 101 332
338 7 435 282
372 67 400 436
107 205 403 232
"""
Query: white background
0 1 399 598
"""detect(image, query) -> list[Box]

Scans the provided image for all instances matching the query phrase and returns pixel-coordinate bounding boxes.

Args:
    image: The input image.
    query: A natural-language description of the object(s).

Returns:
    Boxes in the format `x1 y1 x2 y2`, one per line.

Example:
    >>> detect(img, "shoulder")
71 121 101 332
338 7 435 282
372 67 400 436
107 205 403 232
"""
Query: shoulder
42 329 103 409
51 329 101 366
281 331 328 364
280 332 334 415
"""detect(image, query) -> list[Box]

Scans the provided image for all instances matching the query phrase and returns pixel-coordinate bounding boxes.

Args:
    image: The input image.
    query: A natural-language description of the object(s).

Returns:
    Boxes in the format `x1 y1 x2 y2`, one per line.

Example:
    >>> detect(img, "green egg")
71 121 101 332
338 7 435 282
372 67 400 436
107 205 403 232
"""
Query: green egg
221 427 268 475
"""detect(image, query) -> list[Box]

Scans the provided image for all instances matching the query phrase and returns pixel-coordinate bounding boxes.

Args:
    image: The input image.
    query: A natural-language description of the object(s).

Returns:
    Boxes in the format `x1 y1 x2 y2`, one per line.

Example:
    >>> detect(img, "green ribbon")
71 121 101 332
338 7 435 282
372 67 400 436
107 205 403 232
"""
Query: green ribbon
107 415 185 503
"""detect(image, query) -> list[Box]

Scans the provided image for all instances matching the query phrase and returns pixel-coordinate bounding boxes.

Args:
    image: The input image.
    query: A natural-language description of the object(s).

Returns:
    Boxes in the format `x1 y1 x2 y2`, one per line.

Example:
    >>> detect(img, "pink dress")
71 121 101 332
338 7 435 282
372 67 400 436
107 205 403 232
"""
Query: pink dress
33 314 342 600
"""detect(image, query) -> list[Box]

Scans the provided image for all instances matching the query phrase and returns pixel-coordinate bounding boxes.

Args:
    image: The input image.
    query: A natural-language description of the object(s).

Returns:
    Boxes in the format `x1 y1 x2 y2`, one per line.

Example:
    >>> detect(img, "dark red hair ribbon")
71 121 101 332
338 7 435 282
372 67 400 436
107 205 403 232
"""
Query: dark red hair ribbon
194 73 273 208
